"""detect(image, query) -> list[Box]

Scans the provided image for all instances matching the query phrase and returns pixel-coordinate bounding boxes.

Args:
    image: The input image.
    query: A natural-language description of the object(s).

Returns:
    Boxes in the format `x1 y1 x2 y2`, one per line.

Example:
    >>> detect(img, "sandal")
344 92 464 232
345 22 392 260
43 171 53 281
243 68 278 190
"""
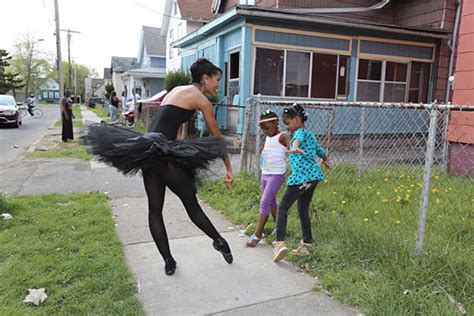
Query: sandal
245 234 262 247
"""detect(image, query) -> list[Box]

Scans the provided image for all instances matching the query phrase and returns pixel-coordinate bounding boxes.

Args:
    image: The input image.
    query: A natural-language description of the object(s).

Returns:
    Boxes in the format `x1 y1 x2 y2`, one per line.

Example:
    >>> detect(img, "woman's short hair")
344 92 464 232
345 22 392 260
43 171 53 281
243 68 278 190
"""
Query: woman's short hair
190 58 222 84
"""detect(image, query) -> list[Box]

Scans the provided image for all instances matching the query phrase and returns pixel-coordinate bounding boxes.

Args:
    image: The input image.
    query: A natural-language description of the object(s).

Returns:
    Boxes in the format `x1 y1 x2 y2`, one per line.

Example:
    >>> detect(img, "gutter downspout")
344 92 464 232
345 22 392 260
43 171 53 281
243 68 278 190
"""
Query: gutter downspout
281 0 391 14
445 0 462 103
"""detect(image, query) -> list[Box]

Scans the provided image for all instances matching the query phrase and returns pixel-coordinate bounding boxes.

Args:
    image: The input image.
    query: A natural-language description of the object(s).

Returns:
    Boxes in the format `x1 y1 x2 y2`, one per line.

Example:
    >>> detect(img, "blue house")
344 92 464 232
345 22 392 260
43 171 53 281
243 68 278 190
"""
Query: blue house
37 78 60 103
121 26 167 99
173 4 448 134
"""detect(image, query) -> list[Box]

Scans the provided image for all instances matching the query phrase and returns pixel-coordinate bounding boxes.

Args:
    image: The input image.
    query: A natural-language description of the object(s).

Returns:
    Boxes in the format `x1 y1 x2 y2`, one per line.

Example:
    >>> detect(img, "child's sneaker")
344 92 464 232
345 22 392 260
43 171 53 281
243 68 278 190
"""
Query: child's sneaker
272 241 288 262
292 240 312 254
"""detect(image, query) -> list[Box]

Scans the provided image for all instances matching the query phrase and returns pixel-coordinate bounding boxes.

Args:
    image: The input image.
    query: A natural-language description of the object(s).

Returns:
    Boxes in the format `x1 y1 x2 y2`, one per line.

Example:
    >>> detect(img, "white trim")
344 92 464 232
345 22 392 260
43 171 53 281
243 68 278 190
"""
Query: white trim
308 52 313 98
282 50 287 97
335 55 340 100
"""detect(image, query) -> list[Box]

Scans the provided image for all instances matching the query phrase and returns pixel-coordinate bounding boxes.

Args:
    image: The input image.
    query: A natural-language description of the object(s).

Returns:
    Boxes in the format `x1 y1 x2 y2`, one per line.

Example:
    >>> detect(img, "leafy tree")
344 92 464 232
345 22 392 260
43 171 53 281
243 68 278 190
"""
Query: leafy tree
9 33 52 99
104 82 114 100
0 49 24 94
50 61 98 99
163 70 191 91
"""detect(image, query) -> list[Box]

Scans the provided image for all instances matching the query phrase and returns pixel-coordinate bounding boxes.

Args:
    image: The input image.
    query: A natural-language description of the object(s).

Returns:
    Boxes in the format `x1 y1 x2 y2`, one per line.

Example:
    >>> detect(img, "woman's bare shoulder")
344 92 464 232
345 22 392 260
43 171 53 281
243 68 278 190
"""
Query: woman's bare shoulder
162 85 208 109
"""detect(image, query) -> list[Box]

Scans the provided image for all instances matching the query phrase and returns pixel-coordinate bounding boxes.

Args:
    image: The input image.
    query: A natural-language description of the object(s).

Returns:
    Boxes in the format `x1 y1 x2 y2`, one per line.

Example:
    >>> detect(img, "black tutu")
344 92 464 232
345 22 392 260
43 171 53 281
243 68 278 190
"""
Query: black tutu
85 123 227 179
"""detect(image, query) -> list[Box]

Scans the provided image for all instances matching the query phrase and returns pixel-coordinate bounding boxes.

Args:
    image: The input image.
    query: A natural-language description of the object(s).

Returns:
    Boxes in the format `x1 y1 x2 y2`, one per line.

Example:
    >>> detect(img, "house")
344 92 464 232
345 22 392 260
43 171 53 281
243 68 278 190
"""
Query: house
161 0 215 71
110 56 139 97
37 78 60 103
173 0 458 133
84 78 105 99
120 26 167 99
446 0 474 177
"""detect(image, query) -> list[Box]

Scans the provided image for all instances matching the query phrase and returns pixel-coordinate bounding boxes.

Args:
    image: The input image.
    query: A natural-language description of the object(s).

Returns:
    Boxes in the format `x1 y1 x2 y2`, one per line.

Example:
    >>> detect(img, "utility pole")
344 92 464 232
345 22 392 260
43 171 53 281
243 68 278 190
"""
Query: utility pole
54 0 64 106
60 28 80 91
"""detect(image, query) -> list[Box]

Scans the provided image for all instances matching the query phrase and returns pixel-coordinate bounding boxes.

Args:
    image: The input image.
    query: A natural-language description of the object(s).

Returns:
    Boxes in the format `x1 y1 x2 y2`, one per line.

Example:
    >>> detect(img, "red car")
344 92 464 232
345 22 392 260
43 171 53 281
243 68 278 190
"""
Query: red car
0 94 22 128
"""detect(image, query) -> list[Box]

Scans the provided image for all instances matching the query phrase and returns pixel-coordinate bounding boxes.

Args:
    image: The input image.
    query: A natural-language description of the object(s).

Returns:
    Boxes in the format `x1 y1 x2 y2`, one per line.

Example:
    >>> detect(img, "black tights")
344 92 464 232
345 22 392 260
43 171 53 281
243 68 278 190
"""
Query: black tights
143 164 221 260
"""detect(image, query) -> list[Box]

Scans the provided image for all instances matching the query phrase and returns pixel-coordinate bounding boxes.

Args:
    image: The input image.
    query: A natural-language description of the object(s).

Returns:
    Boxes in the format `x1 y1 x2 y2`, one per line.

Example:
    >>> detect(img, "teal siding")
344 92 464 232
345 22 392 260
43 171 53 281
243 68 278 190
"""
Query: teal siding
360 40 433 60
256 29 350 51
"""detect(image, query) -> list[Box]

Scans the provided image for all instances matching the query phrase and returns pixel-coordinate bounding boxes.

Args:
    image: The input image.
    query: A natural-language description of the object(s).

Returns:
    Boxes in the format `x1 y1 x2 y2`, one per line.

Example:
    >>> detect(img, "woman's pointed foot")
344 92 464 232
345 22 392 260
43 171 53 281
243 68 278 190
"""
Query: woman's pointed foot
164 257 177 275
213 237 233 264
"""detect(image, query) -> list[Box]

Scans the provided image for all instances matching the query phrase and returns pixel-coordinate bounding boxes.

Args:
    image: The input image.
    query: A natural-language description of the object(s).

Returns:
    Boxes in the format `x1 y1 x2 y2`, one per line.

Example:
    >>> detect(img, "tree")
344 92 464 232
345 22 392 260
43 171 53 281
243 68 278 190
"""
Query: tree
0 49 24 94
104 82 114 100
9 33 52 99
163 70 191 91
50 61 98 100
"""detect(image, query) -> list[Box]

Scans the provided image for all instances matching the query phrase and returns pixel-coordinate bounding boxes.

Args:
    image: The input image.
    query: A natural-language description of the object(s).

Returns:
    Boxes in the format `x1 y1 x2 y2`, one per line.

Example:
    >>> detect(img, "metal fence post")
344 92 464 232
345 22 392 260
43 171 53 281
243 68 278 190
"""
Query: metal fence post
415 106 439 256
358 107 366 177
441 108 451 173
240 97 253 172
326 107 335 156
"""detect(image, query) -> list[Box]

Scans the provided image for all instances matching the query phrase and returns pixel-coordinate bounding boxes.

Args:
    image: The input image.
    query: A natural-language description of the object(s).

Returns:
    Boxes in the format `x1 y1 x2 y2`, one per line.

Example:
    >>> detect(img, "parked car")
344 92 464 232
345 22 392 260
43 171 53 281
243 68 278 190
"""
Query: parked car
0 94 21 128
88 97 107 108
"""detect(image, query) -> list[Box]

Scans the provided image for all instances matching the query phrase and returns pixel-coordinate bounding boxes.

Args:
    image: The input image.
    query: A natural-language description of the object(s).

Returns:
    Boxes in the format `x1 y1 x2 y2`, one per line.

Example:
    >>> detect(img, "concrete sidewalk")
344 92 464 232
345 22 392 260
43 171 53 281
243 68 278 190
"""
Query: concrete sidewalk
0 108 357 315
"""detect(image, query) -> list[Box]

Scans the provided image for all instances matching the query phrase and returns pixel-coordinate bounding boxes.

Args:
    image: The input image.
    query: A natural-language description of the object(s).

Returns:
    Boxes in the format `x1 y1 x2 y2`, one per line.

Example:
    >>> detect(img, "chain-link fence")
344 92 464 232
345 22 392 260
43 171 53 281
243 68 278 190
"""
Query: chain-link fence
240 98 473 256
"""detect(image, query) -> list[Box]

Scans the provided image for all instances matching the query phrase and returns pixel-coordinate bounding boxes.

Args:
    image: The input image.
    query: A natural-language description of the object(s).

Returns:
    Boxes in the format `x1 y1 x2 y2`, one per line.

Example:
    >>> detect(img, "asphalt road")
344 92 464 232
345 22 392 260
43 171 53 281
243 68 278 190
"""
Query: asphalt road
0 104 60 164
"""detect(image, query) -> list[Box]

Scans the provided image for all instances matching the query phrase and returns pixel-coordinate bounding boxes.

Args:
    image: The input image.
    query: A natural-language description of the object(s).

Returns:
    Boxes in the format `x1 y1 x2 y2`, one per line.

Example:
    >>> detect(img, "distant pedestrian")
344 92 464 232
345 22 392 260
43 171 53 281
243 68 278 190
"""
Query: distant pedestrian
61 90 74 142
27 94 36 117
109 91 120 123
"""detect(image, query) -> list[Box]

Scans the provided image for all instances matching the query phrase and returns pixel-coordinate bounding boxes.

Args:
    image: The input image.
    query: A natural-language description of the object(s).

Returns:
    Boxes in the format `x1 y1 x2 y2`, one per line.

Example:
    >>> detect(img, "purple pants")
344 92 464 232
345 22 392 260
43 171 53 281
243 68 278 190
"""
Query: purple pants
260 174 286 216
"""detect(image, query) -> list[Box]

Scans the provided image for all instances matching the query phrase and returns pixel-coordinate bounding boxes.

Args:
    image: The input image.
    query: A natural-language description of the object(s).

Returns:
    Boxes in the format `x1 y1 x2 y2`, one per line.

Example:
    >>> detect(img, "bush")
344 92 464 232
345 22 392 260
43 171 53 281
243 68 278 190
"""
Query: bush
164 70 191 91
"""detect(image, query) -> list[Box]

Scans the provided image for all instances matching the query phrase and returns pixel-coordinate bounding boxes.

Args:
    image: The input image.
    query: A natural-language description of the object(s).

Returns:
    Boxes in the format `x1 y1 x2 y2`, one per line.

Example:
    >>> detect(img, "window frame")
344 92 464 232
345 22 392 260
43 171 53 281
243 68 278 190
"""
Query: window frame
252 45 349 100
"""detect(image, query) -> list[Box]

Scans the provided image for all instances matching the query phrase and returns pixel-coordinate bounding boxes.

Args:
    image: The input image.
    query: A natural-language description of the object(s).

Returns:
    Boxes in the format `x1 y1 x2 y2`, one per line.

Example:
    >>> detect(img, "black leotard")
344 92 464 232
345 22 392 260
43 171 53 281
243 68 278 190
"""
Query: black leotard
148 104 195 140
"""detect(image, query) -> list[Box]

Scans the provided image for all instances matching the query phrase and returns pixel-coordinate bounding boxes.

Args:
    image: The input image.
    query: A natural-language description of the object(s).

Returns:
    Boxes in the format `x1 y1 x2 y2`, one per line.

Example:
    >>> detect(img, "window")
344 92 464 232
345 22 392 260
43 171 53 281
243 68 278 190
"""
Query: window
311 53 337 99
285 51 310 97
254 47 349 99
43 91 48 98
178 23 183 39
357 59 419 102
54 92 59 99
254 48 284 96
173 1 178 15
408 62 431 103
384 62 408 102
49 92 54 99
229 51 240 79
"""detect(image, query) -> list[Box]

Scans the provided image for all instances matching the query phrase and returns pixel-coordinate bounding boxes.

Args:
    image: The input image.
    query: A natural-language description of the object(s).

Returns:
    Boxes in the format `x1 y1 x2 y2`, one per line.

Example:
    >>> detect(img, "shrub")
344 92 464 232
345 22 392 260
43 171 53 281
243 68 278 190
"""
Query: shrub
164 70 191 92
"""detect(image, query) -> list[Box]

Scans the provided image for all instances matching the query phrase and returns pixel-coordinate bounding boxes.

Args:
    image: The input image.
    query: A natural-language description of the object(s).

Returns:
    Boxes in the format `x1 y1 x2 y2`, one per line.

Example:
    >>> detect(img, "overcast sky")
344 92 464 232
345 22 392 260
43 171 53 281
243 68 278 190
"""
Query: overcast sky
0 0 166 77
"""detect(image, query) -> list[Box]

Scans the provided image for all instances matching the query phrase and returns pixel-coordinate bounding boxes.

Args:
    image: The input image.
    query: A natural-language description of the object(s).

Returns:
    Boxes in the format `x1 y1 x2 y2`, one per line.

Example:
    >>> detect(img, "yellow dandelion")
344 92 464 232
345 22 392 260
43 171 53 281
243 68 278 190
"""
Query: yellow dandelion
363 218 369 222
383 199 389 203
436 198 441 204
333 191 337 195
407 189 412 193
405 194 411 200
395 220 401 224
438 215 442 219
432 188 438 193
396 196 402 203
374 211 379 214
341 200 347 204
394 188 399 193
323 179 328 183
410 184 415 188
376 191 381 196
445 189 449 193
384 178 388 182
434 175 439 179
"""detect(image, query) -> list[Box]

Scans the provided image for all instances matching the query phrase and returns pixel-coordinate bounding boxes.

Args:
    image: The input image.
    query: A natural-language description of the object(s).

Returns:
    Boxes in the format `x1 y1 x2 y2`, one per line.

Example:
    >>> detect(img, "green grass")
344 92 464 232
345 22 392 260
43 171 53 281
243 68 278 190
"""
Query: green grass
133 120 146 133
198 167 473 315
54 119 83 128
0 193 143 315
89 106 109 119
54 105 84 128
27 138 90 161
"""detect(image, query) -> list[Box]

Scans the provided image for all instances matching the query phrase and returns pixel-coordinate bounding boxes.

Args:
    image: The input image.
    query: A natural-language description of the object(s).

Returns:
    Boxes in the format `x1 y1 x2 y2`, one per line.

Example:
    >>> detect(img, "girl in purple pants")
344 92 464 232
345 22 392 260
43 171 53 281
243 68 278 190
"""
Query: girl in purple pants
246 110 290 247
